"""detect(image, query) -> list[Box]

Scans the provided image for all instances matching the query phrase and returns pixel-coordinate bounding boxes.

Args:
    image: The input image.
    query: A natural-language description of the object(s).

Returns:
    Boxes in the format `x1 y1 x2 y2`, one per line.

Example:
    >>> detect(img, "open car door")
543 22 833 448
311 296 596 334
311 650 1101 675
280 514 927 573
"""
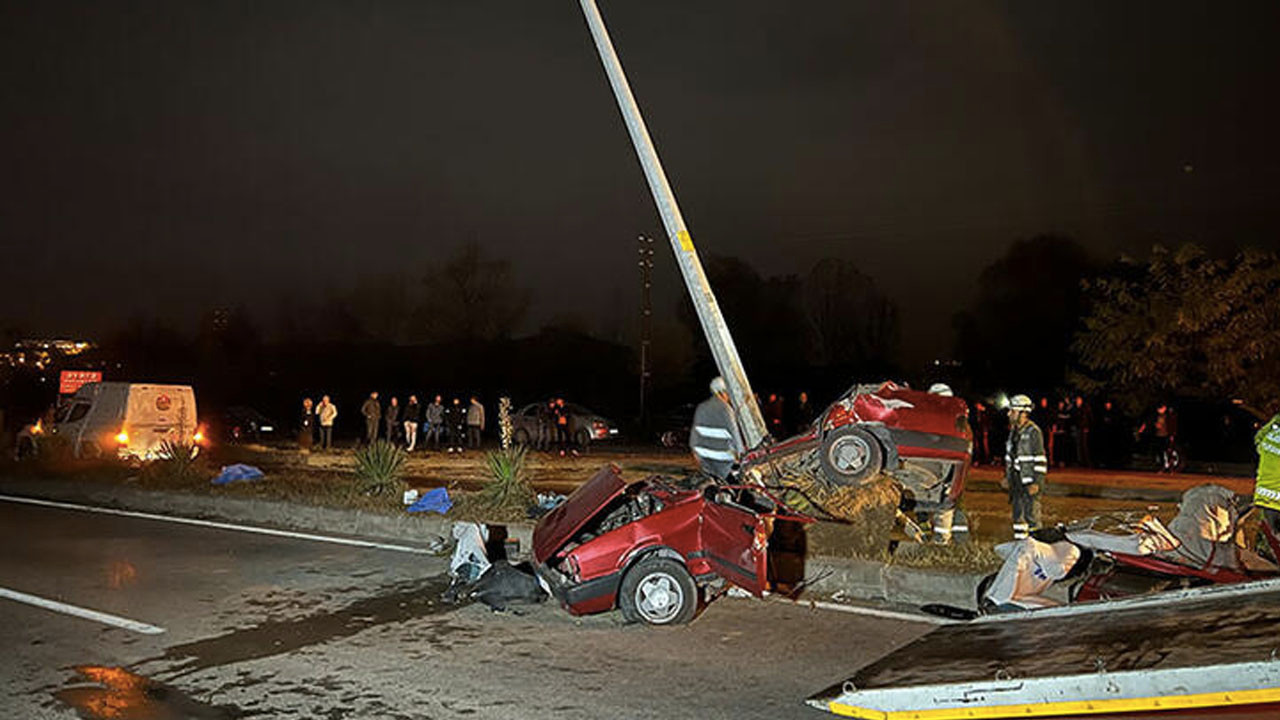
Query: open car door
699 486 814 596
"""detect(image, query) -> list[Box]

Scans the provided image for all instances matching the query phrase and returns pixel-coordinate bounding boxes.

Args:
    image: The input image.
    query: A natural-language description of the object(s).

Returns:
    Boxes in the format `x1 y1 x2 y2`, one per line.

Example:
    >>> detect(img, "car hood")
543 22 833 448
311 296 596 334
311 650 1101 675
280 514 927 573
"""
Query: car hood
532 465 628 563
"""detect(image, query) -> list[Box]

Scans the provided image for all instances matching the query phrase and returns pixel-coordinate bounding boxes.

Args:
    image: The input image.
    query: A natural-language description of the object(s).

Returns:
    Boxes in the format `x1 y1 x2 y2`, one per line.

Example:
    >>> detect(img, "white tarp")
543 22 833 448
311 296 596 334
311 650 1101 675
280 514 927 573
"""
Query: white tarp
984 539 1081 609
449 522 491 582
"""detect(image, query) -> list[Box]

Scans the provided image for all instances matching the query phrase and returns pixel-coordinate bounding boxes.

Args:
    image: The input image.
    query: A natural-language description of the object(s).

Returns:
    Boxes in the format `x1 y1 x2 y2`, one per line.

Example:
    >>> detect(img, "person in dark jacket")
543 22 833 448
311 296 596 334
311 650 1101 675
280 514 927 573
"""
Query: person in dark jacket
424 395 445 450
446 398 467 453
535 400 554 451
361 392 381 445
384 397 401 446
403 395 421 452
298 397 315 453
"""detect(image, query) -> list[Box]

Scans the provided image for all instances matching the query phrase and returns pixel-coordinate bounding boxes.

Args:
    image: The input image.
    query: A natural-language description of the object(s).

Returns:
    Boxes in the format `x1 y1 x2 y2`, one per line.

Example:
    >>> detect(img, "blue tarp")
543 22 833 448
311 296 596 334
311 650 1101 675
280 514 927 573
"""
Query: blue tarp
212 463 265 485
406 487 452 514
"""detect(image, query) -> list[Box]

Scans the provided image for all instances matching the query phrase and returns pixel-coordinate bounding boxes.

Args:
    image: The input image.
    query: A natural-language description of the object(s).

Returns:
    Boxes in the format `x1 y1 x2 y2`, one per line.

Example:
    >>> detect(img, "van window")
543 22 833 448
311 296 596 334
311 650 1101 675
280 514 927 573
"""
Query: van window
66 403 91 423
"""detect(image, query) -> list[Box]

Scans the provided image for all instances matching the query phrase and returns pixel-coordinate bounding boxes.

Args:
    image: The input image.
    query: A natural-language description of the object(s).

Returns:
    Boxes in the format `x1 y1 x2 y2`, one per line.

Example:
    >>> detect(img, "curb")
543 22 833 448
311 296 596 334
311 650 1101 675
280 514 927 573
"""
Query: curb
0 476 980 611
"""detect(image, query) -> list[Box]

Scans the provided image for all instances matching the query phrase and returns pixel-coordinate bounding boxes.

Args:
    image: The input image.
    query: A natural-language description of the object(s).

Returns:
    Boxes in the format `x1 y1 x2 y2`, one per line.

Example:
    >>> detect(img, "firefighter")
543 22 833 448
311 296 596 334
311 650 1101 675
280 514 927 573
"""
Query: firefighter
689 377 744 481
928 383 959 544
1003 394 1046 540
1254 410 1280 537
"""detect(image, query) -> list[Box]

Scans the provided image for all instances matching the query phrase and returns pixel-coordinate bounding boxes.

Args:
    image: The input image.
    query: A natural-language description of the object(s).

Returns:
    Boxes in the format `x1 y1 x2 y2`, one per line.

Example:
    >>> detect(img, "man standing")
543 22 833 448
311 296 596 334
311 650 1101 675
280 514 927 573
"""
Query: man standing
466 396 485 450
403 395 421 452
385 396 401 446
1003 394 1046 540
689 377 744 481
535 400 554 451
1254 410 1280 538
316 395 337 450
446 398 467 453
554 398 571 456
361 392 381 445
424 395 445 450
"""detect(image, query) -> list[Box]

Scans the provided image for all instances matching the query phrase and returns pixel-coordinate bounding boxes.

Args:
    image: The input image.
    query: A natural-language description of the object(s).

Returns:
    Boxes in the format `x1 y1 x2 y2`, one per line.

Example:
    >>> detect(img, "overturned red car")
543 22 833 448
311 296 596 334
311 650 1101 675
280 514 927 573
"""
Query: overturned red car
532 465 811 625
743 381 972 513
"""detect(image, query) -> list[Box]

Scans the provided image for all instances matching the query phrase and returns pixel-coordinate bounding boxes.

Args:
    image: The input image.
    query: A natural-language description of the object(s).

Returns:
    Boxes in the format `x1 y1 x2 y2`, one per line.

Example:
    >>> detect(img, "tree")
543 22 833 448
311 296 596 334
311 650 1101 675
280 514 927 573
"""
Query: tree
419 242 530 343
953 235 1096 393
1074 245 1280 416
801 258 899 374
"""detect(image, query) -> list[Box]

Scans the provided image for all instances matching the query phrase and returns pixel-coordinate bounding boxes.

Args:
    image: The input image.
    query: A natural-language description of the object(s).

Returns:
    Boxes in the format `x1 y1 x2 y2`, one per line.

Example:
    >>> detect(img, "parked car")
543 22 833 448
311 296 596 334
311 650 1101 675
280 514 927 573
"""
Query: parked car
742 381 972 513
220 406 278 444
511 402 619 448
532 465 811 625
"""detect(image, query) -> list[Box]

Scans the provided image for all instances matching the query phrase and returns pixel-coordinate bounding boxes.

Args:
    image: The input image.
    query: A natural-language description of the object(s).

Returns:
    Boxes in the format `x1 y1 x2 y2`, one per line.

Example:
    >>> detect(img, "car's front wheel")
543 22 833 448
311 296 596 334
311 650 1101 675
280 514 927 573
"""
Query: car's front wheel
819 426 884 486
619 557 698 625
513 428 530 447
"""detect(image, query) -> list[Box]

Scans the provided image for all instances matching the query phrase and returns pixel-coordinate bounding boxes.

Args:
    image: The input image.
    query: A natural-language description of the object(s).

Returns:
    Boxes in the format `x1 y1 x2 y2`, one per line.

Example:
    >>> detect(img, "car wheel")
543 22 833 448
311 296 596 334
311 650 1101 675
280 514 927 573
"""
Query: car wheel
819 426 884 486
513 428 530 447
619 557 698 625
77 442 102 460
575 429 591 450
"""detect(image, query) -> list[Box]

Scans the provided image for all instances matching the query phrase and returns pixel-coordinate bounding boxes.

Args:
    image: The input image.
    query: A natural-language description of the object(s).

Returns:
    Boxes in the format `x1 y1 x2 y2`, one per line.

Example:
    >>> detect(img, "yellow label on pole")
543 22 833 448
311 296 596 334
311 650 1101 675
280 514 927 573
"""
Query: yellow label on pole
677 230 694 252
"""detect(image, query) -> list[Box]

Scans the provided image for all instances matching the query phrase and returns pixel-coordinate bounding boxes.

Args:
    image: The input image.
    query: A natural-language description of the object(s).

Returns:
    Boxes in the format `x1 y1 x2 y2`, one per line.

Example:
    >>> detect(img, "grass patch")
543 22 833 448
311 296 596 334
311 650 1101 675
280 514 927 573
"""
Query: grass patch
889 540 1002 573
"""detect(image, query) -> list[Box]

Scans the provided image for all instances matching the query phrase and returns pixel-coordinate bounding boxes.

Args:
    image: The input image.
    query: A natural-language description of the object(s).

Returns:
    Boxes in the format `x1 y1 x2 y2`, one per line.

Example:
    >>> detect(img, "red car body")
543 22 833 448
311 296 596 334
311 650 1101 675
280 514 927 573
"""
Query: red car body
743 381 972 511
532 465 810 621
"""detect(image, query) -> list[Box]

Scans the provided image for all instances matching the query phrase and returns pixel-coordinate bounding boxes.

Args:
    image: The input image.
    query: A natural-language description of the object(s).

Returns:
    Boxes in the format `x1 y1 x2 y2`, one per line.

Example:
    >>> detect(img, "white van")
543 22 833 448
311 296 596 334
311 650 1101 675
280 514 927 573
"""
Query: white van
54 382 202 459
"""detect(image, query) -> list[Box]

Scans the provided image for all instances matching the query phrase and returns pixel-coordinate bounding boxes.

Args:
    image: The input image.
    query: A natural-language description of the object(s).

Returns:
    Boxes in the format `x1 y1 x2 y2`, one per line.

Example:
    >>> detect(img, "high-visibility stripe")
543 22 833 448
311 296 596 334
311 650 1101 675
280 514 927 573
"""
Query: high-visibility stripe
1022 476 1036 485
825 685 1280 719
692 446 734 461
1033 465 1048 473
693 425 733 439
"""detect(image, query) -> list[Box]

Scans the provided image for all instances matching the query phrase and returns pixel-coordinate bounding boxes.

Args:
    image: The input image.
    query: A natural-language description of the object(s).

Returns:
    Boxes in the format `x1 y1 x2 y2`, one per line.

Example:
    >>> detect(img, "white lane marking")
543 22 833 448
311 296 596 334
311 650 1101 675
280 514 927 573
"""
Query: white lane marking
755 592 954 625
0 494 435 555
0 586 165 635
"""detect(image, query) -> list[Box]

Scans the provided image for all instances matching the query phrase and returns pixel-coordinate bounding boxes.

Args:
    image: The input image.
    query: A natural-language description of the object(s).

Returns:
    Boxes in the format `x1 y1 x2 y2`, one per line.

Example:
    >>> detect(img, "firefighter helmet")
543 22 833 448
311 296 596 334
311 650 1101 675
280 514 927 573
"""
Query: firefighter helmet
1009 394 1034 412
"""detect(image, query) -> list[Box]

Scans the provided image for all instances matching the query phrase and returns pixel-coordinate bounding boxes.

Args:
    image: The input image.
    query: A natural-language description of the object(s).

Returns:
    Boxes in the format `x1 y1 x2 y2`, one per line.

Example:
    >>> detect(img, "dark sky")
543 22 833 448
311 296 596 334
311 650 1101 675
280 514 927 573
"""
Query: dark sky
3 1 1278 364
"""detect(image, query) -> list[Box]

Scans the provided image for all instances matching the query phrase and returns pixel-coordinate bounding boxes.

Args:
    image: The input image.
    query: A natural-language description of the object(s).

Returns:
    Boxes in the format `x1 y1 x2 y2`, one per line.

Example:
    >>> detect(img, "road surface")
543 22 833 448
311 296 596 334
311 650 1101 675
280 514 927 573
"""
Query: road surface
0 496 932 719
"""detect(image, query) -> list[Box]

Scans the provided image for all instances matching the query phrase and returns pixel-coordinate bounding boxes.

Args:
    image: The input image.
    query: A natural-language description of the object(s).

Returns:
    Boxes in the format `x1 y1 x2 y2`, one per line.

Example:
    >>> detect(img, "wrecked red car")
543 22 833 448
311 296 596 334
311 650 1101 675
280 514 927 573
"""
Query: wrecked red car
743 381 972 513
532 465 811 625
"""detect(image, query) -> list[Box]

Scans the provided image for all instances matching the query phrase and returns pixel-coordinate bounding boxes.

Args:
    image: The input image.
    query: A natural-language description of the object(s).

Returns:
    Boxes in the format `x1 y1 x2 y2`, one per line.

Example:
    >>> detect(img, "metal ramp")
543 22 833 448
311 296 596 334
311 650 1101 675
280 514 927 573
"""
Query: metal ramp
808 580 1280 719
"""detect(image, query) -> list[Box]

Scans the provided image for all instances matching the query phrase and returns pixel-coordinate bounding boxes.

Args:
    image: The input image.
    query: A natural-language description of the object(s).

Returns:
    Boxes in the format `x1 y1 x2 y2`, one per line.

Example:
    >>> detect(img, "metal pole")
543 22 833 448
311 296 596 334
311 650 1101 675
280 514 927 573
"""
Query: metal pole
579 0 769 448
638 234 653 424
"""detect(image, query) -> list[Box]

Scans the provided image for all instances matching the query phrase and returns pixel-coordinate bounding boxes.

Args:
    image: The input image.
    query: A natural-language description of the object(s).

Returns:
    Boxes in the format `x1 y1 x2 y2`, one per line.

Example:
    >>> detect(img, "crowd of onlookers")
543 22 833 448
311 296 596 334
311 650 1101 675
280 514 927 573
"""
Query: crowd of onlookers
294 393 590 456
970 396 1192 471
296 392 488 454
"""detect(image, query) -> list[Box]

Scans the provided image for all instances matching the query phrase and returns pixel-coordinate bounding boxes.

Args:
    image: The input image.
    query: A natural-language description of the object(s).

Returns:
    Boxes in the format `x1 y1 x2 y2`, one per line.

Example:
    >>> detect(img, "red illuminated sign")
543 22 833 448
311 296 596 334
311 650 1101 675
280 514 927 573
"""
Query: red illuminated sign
59 370 102 395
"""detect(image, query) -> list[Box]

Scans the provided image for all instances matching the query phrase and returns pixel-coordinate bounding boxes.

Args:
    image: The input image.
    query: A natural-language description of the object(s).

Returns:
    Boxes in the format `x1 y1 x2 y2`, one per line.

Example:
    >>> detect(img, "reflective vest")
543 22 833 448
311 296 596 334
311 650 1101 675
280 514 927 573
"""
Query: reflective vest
1255 414 1280 512
1005 420 1047 490
689 395 744 480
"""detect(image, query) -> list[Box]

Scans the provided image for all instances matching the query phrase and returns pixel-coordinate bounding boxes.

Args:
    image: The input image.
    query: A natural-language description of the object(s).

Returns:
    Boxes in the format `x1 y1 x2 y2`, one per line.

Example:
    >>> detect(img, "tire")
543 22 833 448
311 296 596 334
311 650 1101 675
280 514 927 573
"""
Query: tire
77 442 102 460
513 428 530 447
575 429 591 451
618 557 698 625
819 426 884 486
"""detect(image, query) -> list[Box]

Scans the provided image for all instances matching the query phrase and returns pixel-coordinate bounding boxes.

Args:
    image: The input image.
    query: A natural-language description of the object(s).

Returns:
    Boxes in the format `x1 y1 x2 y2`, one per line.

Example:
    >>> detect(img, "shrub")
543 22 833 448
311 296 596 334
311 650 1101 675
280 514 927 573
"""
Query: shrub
354 440 407 497
148 440 203 483
477 445 533 512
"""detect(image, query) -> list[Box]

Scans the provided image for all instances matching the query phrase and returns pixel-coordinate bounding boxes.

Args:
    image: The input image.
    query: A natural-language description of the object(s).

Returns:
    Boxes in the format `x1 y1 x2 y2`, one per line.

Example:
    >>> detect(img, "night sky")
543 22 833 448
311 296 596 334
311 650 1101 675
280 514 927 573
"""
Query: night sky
3 1 1277 364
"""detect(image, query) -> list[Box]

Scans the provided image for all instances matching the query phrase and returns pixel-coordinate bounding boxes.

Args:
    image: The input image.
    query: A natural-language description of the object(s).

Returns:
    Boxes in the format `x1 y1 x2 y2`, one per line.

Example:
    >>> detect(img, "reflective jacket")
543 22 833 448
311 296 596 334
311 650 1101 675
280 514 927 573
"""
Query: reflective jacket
1005 420 1047 490
689 395 744 480
1255 413 1280 512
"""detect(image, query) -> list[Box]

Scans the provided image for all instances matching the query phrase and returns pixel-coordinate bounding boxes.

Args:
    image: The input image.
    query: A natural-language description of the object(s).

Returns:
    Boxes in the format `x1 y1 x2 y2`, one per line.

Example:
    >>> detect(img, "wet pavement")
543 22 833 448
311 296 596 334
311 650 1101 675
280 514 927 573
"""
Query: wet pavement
0 495 930 719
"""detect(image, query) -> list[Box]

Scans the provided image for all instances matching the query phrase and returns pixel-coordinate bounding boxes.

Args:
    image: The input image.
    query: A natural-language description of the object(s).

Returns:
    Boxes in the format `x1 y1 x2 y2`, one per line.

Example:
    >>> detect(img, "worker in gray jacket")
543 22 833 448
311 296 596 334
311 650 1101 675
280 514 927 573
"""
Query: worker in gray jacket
1003 394 1047 540
689 377 745 480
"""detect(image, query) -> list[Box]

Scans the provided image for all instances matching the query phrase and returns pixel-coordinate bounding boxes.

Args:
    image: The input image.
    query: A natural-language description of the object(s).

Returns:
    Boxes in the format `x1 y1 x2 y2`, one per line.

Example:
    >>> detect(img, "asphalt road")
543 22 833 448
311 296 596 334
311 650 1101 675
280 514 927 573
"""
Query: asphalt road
0 499 932 719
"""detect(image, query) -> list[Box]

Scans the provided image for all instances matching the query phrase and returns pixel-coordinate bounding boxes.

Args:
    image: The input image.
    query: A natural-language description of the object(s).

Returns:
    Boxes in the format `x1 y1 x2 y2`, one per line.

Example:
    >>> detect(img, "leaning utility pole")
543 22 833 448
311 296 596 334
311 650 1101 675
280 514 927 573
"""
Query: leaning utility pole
579 0 769 448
